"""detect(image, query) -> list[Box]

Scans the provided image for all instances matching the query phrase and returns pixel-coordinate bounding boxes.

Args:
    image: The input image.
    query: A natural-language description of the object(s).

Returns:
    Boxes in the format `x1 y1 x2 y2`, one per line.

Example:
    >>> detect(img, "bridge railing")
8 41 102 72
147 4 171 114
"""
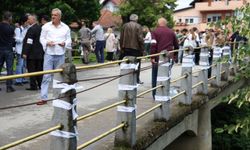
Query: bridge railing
0 41 247 150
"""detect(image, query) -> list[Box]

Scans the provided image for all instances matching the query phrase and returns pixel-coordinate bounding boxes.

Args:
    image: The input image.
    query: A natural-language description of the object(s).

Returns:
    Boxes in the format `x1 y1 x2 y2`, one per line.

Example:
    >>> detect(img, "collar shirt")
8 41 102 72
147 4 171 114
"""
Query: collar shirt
144 32 152 43
40 21 72 55
15 25 29 54
91 25 104 41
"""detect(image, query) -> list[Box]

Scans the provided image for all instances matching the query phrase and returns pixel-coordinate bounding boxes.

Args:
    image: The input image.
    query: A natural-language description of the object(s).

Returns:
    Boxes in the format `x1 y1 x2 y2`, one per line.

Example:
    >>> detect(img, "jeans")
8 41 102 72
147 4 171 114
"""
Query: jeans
15 54 28 83
0 49 14 87
151 63 158 99
41 54 65 100
95 40 105 63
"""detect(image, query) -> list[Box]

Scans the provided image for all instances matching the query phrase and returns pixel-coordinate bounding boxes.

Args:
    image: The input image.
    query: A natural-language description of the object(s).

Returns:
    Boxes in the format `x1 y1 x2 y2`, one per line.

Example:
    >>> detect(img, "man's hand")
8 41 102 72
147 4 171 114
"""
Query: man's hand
22 54 27 59
58 42 65 47
151 58 156 64
47 41 55 47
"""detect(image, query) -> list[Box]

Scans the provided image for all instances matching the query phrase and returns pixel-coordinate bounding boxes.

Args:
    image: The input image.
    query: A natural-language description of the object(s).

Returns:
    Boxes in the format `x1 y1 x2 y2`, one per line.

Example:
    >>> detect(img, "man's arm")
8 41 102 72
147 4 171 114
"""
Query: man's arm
40 25 48 51
22 28 33 58
64 27 72 49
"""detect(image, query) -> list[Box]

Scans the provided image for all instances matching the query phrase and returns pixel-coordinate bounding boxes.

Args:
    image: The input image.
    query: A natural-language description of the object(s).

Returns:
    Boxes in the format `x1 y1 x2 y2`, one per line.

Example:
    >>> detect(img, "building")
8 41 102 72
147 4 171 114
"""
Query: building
174 0 249 31
98 0 123 28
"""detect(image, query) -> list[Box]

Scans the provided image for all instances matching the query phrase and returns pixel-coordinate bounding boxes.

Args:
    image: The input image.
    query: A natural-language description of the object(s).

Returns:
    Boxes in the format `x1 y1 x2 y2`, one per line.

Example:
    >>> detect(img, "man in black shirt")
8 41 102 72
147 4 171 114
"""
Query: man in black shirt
0 11 15 92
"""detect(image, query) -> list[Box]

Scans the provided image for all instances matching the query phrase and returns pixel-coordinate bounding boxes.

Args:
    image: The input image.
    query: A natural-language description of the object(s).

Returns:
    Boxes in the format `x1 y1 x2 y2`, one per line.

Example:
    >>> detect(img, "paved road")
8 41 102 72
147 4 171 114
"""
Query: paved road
0 62 200 150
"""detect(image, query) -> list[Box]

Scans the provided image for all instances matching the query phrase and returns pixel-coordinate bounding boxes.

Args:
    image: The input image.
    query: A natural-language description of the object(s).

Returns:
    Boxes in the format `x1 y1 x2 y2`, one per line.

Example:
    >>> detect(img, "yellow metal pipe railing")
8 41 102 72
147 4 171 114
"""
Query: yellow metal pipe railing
0 124 62 150
77 123 126 150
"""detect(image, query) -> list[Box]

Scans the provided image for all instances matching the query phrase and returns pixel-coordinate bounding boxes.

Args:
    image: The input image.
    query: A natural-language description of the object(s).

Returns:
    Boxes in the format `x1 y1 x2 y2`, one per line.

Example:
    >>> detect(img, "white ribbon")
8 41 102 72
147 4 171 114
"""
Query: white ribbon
51 125 78 139
53 79 83 94
53 98 78 120
199 61 209 66
200 53 209 57
158 61 171 67
155 95 171 102
117 106 135 112
157 76 170 82
182 63 194 67
120 63 139 70
118 84 138 91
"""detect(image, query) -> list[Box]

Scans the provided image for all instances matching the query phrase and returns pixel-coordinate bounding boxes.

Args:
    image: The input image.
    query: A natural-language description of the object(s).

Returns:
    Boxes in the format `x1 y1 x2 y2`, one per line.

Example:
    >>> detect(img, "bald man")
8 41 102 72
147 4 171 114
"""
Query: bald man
150 17 179 98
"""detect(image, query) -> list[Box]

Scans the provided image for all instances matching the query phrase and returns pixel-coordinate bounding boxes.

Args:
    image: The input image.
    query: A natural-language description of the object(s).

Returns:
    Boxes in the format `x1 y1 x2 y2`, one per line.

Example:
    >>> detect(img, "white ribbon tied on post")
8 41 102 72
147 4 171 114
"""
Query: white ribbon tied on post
118 84 138 91
52 98 78 120
117 106 136 112
157 76 171 82
120 63 139 70
53 79 83 94
51 125 78 139
155 95 171 102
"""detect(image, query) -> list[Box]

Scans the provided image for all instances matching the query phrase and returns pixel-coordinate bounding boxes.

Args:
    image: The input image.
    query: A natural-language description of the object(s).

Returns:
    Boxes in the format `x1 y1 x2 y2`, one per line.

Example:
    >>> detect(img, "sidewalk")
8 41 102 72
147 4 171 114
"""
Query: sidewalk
0 62 198 149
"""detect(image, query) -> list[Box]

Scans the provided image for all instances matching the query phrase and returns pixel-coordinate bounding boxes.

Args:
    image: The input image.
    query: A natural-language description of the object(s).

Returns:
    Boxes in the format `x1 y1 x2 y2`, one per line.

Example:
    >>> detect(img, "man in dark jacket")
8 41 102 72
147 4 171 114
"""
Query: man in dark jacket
0 11 15 92
22 14 44 90
120 14 144 84
150 17 179 98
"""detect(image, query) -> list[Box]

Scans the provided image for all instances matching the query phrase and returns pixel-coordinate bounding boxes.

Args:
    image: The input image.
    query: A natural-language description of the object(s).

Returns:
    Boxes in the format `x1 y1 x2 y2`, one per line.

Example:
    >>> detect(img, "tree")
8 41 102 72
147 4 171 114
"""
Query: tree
118 0 177 28
211 3 250 149
0 0 100 24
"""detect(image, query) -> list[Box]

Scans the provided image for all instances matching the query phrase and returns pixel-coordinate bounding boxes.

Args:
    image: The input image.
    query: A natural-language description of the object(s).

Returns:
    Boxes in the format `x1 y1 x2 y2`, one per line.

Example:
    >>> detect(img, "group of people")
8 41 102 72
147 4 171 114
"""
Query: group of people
0 8 247 103
0 8 72 105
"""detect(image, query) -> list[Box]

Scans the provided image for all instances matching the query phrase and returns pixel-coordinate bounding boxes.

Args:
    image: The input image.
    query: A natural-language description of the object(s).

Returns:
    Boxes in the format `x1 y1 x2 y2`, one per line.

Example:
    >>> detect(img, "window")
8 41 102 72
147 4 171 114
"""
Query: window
185 19 189 23
207 18 212 23
179 19 182 23
207 14 222 22
190 18 194 23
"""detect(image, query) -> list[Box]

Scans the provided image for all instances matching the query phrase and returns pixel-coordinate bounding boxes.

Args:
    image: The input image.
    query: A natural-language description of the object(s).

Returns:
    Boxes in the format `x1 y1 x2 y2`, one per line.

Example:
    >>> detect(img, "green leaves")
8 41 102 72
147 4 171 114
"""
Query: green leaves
118 0 177 28
0 0 100 24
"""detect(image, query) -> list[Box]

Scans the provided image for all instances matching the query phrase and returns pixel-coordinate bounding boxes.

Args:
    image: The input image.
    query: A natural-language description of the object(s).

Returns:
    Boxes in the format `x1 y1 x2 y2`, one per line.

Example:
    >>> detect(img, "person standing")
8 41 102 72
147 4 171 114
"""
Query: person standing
120 14 144 84
91 21 105 63
79 21 91 64
14 14 30 86
37 8 72 105
150 17 179 98
0 11 15 92
22 14 44 91
105 28 116 61
143 26 152 56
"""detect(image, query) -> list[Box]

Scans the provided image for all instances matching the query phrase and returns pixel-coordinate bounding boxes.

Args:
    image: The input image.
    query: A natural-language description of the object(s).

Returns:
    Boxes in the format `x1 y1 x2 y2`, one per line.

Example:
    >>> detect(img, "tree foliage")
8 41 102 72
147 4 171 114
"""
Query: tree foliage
211 4 250 149
0 0 100 24
118 0 177 28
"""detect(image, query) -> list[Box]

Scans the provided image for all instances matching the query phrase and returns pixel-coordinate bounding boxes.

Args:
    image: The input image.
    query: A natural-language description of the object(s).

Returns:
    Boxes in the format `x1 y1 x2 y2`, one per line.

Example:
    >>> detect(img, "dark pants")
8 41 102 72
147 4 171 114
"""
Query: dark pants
151 62 158 98
0 49 14 87
95 40 105 63
152 58 173 99
194 48 200 65
27 59 43 89
106 52 114 61
122 48 143 83
208 48 213 78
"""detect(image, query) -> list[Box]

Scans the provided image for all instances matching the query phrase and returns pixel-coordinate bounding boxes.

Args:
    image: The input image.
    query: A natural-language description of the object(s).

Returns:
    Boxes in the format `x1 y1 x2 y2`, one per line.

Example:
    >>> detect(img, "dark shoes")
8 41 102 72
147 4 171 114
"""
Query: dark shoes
6 86 15 93
14 82 23 86
36 100 47 105
26 88 38 91
137 81 144 84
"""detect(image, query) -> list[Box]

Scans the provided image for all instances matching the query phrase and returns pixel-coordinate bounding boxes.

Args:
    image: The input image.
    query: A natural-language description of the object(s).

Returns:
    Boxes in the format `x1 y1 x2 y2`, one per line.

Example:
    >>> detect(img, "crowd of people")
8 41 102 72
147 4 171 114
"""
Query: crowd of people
0 9 247 104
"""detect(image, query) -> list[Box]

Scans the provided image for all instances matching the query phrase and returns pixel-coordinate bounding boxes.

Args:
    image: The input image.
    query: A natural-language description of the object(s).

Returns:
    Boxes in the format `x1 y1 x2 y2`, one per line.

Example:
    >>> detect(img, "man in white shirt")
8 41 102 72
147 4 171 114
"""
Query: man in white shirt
14 14 30 85
37 8 72 105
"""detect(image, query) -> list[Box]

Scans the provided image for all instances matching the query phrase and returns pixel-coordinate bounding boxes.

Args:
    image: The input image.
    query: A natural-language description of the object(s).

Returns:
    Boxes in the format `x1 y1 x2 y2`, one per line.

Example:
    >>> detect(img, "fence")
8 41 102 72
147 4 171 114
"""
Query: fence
0 42 248 150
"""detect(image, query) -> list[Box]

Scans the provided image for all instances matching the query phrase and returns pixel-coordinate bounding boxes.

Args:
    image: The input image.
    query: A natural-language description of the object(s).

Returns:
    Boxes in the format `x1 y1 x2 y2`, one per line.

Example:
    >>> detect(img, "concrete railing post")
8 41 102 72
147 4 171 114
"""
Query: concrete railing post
115 56 137 148
180 53 193 105
211 47 222 87
199 47 210 69
221 62 230 81
197 69 208 95
50 63 78 150
154 50 171 121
